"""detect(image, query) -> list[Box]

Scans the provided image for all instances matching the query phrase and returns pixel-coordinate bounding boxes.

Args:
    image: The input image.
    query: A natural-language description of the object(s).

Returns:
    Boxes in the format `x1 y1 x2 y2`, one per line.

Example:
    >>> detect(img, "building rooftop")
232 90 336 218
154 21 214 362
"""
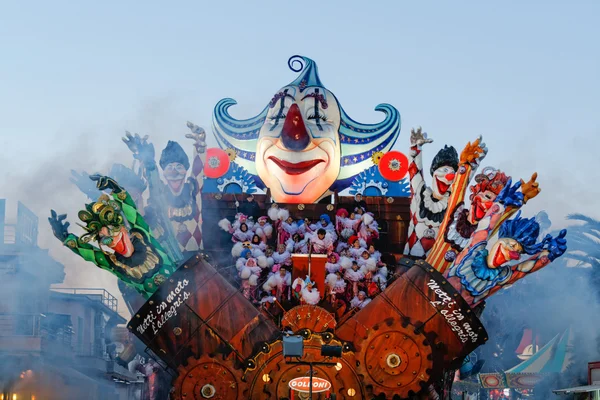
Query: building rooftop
50 288 126 324
0 199 39 248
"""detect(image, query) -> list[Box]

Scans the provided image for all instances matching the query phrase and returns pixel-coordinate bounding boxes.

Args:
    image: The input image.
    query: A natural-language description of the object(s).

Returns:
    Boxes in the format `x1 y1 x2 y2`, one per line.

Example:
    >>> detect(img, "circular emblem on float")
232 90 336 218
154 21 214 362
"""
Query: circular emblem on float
204 148 230 179
444 250 457 262
326 204 334 211
378 151 409 182
288 377 332 393
423 227 436 239
297 204 305 210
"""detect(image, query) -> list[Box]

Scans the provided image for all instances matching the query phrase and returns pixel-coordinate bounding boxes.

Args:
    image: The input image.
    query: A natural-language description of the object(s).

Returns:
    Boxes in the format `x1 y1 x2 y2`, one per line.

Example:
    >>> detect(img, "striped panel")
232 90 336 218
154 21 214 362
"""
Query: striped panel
426 164 473 272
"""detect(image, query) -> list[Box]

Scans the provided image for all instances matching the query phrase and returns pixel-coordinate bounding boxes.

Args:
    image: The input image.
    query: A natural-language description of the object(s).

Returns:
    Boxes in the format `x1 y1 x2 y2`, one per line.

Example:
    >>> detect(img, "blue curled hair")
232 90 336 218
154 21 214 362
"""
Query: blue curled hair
320 214 331 224
498 211 545 255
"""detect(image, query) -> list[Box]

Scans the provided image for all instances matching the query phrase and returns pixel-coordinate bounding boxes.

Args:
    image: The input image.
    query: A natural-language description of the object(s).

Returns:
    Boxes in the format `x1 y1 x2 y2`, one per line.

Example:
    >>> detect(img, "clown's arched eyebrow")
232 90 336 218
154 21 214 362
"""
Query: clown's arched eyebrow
269 89 294 131
301 88 328 131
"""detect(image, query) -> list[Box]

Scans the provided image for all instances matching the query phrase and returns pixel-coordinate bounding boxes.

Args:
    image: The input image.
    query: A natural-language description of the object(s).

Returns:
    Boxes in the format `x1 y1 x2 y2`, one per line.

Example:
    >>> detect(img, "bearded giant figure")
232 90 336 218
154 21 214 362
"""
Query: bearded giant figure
212 55 401 203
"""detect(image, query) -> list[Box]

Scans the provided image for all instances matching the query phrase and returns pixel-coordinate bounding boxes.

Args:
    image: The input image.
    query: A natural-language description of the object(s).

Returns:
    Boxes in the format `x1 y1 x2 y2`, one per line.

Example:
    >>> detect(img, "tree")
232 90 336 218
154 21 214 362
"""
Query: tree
561 213 600 297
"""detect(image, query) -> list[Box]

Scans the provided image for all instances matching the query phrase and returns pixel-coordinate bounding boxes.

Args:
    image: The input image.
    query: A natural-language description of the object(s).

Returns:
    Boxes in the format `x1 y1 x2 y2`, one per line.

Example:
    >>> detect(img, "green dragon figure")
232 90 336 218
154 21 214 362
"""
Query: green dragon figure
49 174 176 299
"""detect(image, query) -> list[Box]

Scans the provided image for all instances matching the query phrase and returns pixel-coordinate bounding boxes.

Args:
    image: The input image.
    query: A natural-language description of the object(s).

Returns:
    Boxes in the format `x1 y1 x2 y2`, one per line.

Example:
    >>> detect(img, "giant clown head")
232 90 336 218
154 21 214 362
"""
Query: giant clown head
429 145 459 199
468 167 509 224
487 211 545 268
78 194 134 258
213 56 401 203
159 141 190 196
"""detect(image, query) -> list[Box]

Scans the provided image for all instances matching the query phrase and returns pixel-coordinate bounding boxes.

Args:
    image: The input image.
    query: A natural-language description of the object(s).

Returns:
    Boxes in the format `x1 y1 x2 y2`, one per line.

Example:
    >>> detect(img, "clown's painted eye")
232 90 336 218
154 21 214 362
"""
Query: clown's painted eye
307 112 327 122
101 236 114 246
269 113 286 121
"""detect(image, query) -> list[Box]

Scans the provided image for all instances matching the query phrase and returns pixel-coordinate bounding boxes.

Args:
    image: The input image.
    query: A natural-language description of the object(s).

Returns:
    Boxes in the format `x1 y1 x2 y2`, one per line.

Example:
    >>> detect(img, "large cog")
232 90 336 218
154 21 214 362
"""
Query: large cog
281 305 337 332
243 331 366 399
173 355 243 400
356 319 434 398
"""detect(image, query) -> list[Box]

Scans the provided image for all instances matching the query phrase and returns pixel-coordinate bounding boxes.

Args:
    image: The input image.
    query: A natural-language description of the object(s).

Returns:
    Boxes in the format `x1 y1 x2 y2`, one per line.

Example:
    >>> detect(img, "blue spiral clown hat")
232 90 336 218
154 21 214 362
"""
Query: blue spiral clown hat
212 55 401 190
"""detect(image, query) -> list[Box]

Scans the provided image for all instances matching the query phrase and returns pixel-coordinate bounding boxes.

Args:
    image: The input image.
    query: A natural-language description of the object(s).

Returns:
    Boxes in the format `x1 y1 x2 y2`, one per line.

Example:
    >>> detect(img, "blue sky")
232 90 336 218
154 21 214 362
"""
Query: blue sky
0 1 598 314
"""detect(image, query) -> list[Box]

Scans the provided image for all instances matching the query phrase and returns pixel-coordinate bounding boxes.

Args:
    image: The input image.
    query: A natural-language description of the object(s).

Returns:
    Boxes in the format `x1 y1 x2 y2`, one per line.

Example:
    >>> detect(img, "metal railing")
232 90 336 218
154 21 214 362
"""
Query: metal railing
3 224 16 245
0 313 42 336
51 288 119 313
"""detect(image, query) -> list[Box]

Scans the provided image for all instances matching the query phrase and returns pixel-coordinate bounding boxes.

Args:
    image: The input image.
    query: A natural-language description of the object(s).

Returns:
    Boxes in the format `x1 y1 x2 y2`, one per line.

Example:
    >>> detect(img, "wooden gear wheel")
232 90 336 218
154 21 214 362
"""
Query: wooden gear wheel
243 331 365 399
356 319 434 398
282 305 337 332
172 355 244 399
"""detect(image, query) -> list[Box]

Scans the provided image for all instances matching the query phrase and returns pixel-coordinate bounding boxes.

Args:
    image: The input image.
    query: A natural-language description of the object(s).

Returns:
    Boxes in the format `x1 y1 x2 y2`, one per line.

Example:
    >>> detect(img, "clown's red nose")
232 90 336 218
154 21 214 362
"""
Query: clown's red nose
445 173 456 181
281 104 310 151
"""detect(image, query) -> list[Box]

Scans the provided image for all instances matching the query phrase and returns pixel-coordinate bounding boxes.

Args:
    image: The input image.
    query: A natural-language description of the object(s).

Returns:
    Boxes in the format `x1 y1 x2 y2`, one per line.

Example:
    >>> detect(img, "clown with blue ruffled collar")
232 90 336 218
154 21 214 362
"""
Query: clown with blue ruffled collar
444 179 568 307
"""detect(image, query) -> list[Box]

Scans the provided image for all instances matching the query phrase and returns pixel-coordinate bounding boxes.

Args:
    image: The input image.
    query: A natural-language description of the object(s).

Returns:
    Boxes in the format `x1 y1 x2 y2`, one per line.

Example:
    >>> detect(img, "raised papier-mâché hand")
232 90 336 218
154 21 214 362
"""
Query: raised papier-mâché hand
495 178 524 209
48 210 70 241
122 131 155 166
460 135 488 168
541 229 568 261
186 121 207 153
410 126 434 147
520 172 541 204
70 170 101 199
89 174 123 193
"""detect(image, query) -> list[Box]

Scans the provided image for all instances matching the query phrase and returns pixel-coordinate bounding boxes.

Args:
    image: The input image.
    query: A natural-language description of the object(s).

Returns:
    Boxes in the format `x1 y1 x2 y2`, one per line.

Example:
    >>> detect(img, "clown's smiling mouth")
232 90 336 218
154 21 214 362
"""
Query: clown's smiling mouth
268 157 325 176
435 178 450 194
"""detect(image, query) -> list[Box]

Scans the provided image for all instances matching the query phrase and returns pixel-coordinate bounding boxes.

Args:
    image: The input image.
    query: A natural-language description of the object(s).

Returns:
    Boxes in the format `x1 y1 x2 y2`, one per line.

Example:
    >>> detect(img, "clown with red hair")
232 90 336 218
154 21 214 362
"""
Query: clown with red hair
446 168 510 250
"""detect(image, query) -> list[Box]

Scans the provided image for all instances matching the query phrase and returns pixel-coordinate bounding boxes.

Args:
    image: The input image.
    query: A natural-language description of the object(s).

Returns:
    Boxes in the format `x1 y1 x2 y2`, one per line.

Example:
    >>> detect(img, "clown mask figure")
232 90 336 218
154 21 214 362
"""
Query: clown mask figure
213 56 401 204
256 85 342 204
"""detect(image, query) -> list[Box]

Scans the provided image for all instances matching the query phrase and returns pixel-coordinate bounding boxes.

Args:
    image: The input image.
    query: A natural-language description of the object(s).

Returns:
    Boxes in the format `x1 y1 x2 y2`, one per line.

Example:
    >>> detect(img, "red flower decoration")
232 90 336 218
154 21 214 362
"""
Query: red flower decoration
378 151 409 182
204 148 230 179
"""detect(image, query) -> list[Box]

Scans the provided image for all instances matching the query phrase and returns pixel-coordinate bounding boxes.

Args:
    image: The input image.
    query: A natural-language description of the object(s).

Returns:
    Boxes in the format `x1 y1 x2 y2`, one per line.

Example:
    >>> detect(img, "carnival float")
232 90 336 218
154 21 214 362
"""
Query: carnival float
48 55 568 399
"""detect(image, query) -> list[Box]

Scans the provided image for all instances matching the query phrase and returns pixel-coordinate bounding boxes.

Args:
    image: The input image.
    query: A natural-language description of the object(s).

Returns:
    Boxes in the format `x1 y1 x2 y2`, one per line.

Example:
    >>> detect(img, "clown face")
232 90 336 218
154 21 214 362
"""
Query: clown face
487 238 523 268
256 86 342 203
99 225 134 257
163 162 187 195
431 165 456 198
469 190 498 223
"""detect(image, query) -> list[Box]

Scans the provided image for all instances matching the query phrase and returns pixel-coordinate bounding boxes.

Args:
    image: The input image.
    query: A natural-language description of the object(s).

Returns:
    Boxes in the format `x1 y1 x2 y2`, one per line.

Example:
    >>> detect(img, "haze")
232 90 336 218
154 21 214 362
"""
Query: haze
1 0 598 318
